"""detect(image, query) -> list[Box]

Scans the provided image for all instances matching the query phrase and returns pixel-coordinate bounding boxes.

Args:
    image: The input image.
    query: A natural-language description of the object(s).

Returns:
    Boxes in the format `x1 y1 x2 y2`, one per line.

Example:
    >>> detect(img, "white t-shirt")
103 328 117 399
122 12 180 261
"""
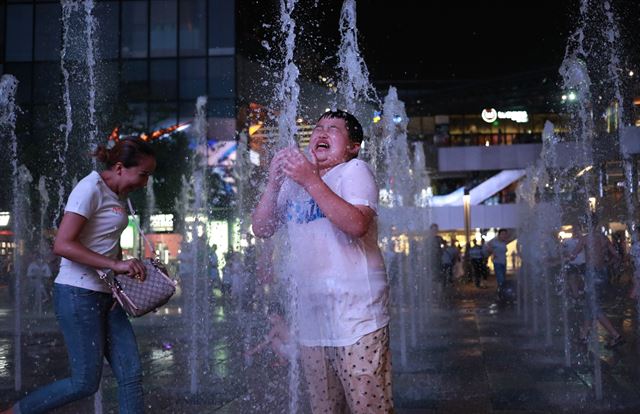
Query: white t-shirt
54 171 128 293
277 159 390 347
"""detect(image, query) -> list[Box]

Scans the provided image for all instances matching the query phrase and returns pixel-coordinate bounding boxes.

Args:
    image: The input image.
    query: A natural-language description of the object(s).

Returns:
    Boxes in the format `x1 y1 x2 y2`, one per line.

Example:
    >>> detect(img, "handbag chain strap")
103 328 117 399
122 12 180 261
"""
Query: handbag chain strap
126 198 158 260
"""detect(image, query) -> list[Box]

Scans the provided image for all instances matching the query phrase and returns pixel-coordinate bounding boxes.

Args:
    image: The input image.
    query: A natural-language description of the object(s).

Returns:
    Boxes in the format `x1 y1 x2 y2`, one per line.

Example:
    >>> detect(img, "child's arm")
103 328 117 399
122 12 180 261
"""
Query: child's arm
252 150 289 238
283 149 374 238
245 339 269 357
245 328 277 356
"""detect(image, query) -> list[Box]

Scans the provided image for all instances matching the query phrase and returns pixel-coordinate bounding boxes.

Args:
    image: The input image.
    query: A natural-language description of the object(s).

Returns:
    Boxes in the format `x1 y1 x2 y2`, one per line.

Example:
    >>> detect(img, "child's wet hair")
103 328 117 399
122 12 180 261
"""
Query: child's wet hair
318 110 364 144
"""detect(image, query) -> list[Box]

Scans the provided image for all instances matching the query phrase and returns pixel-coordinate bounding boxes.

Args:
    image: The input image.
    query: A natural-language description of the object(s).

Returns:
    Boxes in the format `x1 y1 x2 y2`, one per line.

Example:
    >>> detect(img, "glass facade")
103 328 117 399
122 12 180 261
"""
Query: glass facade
2 0 236 138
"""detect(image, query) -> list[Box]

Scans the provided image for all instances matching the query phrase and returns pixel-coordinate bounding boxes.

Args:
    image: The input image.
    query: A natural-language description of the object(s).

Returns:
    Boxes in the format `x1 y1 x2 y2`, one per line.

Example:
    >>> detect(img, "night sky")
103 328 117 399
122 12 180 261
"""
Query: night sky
238 0 640 113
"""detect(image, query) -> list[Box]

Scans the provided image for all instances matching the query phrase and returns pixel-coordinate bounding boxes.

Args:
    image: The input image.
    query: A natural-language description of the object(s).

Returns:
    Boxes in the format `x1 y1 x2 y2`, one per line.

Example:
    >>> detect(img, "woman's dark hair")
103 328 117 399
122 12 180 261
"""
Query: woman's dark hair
93 137 155 168
317 110 364 144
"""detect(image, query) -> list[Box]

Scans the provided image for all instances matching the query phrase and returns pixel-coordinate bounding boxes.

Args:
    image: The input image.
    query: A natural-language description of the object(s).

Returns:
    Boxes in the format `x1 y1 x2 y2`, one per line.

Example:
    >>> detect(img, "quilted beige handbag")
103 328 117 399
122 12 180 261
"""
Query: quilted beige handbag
99 200 177 317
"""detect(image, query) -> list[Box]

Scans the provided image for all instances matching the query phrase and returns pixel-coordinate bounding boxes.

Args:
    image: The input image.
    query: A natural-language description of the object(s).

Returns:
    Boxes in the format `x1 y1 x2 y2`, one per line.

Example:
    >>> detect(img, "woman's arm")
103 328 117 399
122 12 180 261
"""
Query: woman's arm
53 212 145 277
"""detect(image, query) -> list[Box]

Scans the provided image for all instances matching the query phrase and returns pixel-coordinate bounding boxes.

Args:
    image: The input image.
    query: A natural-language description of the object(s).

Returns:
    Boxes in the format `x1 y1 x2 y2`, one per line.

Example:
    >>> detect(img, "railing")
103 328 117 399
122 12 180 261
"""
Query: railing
413 132 543 147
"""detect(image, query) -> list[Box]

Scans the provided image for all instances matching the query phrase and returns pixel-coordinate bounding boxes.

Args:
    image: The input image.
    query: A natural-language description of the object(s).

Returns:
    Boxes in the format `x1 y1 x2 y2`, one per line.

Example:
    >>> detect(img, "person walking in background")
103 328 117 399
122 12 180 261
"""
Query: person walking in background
2 137 156 414
427 223 445 281
441 240 461 286
562 234 587 301
252 110 393 413
569 215 625 349
26 253 53 314
485 229 516 296
469 239 487 288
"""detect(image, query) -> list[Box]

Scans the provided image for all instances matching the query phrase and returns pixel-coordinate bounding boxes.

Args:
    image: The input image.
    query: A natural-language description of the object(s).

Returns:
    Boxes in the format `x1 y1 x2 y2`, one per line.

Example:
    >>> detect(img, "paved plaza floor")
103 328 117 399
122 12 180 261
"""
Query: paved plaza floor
2 272 640 413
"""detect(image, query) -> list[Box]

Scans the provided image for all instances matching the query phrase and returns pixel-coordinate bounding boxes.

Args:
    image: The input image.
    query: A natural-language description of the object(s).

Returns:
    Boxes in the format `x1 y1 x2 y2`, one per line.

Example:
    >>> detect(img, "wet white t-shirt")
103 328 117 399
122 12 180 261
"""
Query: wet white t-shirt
54 171 128 293
277 159 390 347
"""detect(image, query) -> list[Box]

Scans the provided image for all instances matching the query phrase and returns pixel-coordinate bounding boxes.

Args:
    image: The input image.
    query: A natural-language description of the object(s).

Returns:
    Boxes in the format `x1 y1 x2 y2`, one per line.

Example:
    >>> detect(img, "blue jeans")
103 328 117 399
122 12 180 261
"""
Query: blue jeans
494 263 506 288
15 284 143 414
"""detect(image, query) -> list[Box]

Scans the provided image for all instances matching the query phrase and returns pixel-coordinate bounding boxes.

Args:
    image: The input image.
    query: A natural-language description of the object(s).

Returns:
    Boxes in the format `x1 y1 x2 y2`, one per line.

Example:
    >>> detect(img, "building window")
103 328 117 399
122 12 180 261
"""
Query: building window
180 58 206 100
34 3 61 61
121 60 149 101
179 0 206 56
149 102 178 130
208 0 235 53
208 99 235 117
33 62 60 103
150 59 177 101
150 0 177 58
95 1 119 59
6 4 33 62
127 102 148 131
122 1 148 58
208 56 234 98
0 4 6 63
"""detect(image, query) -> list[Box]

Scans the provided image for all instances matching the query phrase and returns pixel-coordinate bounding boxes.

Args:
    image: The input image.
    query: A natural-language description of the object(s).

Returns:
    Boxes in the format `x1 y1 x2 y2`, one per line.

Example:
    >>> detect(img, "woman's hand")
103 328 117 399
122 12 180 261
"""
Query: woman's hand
112 258 147 281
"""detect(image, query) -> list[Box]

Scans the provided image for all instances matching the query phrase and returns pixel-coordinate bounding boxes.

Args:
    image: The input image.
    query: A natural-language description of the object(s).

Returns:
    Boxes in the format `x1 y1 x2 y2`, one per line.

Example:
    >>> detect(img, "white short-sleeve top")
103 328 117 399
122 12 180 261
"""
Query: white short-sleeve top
54 171 128 292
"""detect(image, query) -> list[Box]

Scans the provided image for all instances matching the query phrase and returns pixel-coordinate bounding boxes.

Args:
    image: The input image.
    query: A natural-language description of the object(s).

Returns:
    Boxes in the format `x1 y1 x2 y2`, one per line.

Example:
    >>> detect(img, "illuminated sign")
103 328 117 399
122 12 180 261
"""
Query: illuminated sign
150 214 174 232
481 108 498 123
0 212 9 227
120 220 136 249
482 109 529 123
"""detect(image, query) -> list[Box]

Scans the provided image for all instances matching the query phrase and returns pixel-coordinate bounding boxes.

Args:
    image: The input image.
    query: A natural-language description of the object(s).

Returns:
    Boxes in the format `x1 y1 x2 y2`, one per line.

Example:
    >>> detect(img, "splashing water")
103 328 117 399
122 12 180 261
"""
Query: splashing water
0 74 22 392
336 0 379 114
37 176 50 253
275 0 300 149
381 86 412 208
144 177 156 233
56 0 76 227
83 0 99 163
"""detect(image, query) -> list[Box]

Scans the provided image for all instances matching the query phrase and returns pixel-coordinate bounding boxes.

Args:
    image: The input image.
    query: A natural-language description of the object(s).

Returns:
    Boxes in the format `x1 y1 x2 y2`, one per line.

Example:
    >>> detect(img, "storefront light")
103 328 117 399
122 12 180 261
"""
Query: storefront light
0 212 10 227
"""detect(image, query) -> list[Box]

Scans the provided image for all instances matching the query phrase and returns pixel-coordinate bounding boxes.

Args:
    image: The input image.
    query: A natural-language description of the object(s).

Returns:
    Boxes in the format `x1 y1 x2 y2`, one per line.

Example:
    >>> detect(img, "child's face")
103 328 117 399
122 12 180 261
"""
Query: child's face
309 117 360 170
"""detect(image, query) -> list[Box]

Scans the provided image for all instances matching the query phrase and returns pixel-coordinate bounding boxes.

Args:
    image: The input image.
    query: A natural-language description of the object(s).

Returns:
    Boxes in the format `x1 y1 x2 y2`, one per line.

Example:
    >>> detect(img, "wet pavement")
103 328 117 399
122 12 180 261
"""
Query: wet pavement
2 272 640 413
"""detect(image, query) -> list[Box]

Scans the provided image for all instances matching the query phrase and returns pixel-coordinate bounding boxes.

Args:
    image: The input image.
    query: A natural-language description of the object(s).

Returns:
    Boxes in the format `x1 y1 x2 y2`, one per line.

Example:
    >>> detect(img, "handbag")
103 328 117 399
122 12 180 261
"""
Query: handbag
99 199 177 317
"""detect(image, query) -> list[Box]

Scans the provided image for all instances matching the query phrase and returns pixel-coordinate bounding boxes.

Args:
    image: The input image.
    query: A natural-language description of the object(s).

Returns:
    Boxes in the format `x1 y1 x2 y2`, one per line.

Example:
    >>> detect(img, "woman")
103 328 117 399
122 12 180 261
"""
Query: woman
2 137 156 414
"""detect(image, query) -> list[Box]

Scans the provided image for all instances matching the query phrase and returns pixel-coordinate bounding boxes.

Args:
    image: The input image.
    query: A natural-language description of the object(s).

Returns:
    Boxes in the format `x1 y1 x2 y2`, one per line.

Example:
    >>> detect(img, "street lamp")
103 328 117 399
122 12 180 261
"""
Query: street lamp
463 188 471 252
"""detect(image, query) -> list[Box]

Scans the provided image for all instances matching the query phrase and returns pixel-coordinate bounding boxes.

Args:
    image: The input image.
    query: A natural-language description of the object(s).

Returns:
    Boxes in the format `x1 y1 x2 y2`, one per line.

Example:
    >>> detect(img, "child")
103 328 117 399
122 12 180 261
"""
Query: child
245 302 293 366
252 110 393 413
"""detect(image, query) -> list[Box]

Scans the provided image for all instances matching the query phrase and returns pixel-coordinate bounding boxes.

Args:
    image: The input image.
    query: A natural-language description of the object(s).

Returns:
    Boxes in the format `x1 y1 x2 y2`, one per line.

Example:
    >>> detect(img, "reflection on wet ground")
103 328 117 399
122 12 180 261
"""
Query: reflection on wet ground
2 273 640 413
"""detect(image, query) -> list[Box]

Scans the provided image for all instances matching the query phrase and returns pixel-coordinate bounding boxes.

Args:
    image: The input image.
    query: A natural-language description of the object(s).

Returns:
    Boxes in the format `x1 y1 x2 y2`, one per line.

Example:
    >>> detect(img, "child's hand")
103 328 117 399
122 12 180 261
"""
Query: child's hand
283 148 321 189
267 149 289 189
